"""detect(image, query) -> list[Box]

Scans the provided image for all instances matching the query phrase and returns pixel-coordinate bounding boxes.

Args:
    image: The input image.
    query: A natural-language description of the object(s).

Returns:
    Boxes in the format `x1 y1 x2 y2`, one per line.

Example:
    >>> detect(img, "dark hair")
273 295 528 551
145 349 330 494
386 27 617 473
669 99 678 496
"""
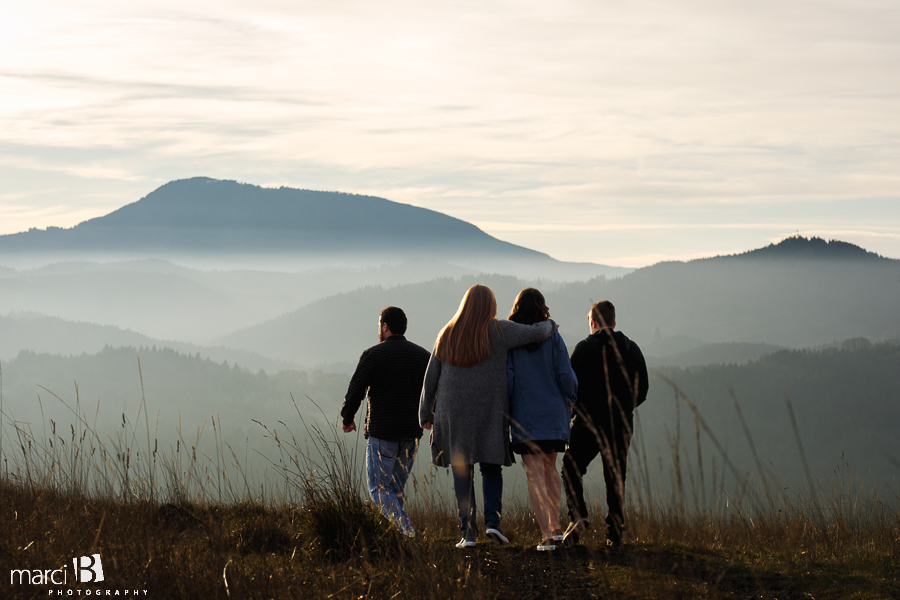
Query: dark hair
380 306 408 336
589 300 616 328
508 288 550 352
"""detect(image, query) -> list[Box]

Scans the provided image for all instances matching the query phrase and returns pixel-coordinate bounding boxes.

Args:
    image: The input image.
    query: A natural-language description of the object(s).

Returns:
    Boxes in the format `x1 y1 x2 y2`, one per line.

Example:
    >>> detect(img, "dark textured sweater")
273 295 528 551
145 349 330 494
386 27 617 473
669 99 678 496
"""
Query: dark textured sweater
341 335 431 440
570 329 649 426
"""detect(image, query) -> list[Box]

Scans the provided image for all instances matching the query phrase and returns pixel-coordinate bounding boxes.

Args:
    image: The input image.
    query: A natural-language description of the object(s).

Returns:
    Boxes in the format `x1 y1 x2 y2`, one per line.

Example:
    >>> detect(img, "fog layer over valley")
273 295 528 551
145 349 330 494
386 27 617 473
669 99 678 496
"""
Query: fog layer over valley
220 238 900 371
1 340 896 502
0 258 482 343
0 312 302 373
0 179 897 503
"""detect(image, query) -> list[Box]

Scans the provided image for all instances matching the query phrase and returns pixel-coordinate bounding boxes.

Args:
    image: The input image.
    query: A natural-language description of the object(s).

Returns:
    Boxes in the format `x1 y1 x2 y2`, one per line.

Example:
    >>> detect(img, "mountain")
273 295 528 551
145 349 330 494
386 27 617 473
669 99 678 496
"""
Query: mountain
721 235 887 261
644 340 900 491
0 311 303 373
0 311 156 361
0 177 628 280
216 236 900 369
585 236 900 346
0 258 481 342
0 346 347 451
218 274 528 369
644 341 787 368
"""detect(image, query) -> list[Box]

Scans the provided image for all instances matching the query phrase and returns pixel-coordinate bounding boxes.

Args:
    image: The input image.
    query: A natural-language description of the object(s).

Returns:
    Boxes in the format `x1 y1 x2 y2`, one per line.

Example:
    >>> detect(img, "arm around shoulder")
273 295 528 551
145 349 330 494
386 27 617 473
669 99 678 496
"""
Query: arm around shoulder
498 318 554 350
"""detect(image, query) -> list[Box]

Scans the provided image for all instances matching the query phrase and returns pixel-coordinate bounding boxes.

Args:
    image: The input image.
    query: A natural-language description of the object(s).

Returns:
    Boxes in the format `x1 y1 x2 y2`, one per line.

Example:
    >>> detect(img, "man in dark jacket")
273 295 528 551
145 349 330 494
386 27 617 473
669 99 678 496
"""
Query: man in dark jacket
340 306 430 537
562 300 649 548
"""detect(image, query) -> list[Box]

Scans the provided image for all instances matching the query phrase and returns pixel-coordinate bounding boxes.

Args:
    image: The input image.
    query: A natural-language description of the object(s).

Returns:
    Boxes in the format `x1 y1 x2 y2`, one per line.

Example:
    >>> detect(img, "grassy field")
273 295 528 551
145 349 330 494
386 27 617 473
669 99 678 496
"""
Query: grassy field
0 384 897 599
3 473 898 599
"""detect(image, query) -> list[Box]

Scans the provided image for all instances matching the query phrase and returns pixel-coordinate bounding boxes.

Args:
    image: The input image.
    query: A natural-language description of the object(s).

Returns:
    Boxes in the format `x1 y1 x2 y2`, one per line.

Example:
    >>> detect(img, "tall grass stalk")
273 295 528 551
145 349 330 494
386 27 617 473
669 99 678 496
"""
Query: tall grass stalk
0 360 896 598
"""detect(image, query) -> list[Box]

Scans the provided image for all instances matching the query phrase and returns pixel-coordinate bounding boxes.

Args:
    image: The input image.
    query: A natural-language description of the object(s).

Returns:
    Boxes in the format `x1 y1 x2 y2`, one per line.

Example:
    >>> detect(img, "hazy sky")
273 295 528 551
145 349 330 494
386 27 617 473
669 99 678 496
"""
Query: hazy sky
2 0 898 267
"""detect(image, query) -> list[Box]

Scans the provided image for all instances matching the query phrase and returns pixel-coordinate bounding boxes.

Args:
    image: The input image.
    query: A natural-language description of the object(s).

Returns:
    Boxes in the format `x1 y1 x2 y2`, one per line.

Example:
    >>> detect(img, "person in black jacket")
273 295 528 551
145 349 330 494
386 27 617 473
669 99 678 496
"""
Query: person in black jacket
561 300 649 548
340 306 430 537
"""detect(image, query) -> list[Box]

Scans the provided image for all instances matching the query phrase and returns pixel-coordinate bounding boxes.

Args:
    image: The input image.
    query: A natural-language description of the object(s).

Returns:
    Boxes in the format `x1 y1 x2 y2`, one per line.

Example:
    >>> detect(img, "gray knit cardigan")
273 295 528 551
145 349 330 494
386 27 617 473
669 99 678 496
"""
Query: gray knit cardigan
419 319 554 467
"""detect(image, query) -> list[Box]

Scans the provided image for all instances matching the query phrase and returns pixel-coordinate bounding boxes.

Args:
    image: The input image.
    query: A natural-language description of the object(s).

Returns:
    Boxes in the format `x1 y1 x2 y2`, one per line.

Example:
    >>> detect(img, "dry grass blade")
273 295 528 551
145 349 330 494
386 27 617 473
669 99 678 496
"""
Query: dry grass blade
0 367 895 599
782 382 820 509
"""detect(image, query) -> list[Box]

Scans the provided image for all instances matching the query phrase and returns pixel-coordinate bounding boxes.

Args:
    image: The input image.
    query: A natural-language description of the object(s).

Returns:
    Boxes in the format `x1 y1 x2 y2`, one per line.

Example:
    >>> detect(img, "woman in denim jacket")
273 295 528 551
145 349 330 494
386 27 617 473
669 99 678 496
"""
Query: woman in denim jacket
507 288 578 551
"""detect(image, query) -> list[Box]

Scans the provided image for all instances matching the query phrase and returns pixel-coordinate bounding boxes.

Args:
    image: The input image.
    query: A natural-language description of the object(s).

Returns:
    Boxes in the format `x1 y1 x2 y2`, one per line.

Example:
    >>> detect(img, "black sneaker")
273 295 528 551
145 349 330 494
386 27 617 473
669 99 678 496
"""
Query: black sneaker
455 530 477 548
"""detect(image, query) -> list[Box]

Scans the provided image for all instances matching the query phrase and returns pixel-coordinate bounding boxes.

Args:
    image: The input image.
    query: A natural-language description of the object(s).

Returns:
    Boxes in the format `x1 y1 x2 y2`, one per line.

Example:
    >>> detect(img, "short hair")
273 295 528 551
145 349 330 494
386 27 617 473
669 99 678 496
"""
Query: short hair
380 306 408 336
589 300 616 328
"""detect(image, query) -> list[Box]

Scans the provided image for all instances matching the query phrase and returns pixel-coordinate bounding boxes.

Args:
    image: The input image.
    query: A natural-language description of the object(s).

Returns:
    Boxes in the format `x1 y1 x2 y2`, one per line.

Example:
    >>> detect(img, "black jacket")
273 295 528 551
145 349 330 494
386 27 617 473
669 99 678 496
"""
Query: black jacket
341 335 431 440
569 329 649 426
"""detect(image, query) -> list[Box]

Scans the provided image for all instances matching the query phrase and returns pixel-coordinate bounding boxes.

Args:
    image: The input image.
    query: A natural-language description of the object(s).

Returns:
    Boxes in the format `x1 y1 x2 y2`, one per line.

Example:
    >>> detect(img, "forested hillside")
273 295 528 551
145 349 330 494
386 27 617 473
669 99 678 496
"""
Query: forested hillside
0 312 302 372
0 347 346 451
218 238 900 369
643 339 900 493
2 338 896 495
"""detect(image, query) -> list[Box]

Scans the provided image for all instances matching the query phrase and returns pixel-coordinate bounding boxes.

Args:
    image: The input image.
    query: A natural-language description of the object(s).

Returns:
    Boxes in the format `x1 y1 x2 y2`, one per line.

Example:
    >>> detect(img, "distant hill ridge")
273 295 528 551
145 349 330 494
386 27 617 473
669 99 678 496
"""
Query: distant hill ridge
715 235 891 262
0 177 627 279
0 177 538 256
216 233 900 367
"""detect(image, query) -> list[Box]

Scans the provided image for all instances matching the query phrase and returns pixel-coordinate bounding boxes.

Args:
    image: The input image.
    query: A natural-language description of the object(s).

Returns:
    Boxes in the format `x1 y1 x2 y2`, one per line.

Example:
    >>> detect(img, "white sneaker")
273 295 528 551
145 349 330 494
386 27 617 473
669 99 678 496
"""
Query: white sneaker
485 528 509 544
455 537 477 548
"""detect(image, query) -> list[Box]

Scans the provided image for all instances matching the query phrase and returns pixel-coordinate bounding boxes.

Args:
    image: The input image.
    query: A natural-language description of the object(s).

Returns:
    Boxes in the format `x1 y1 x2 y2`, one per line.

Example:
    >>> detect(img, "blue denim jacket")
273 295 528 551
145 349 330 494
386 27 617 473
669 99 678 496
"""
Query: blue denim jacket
507 330 578 445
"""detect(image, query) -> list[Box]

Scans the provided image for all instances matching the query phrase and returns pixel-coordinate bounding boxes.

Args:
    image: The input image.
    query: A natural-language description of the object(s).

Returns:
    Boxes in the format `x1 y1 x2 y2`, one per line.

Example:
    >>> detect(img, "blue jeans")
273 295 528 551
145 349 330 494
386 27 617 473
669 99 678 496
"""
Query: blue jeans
365 437 418 535
452 463 503 536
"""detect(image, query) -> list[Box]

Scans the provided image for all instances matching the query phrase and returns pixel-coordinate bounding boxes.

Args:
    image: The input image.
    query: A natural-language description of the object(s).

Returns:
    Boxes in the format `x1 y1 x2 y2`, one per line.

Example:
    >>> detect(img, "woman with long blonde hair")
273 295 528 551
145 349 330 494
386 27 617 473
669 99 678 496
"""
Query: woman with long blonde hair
420 284 555 548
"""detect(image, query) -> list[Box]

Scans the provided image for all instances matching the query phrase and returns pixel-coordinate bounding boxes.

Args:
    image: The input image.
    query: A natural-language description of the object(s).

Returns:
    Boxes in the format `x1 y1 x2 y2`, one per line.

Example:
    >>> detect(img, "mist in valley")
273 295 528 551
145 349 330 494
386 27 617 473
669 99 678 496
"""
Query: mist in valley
0 180 898 508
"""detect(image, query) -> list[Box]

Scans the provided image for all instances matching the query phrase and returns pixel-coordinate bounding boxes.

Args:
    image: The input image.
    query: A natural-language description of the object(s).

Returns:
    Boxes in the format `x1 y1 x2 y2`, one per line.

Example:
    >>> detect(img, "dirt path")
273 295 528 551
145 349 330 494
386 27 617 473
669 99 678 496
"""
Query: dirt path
456 542 811 599
459 543 619 599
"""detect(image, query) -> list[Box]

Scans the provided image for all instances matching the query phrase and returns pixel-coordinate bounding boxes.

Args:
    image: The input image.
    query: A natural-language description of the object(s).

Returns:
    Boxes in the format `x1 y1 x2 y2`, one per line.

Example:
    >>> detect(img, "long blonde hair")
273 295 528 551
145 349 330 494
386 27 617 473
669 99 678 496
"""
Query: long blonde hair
434 284 497 367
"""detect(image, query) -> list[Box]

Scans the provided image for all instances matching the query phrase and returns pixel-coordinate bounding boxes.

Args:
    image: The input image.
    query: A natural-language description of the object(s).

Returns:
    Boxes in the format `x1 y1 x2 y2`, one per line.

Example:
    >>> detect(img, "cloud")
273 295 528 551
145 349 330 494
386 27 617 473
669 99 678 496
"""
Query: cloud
1 0 899 264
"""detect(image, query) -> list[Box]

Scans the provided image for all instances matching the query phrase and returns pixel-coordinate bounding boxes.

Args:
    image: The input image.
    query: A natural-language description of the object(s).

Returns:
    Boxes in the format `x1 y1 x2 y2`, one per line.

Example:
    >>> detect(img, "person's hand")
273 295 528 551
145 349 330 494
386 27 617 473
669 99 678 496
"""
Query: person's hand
342 421 357 433
421 421 433 430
